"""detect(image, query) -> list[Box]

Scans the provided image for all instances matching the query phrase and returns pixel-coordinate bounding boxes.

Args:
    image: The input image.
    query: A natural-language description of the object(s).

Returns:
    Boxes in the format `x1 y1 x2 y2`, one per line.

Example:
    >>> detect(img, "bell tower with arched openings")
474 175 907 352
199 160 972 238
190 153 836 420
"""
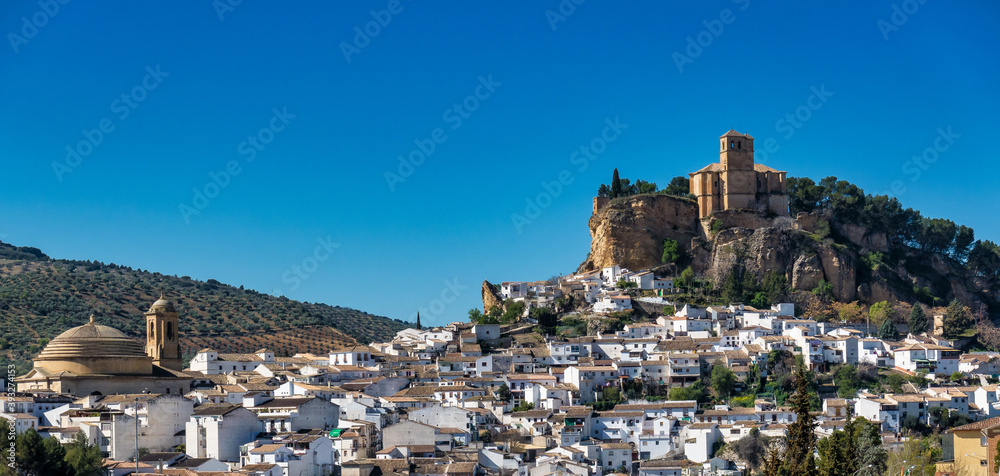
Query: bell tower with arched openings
720 129 754 171
145 293 182 371
690 129 788 218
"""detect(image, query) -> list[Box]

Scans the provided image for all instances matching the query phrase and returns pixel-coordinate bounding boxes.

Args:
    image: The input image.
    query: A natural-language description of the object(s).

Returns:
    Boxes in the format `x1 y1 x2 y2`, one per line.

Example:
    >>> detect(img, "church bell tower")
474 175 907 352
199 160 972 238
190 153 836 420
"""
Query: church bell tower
145 293 182 371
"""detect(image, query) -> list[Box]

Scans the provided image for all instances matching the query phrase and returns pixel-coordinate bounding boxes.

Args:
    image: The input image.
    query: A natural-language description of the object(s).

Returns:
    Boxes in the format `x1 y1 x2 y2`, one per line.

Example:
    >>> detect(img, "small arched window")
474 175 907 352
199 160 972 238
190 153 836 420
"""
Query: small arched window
167 322 174 340
738 141 742 149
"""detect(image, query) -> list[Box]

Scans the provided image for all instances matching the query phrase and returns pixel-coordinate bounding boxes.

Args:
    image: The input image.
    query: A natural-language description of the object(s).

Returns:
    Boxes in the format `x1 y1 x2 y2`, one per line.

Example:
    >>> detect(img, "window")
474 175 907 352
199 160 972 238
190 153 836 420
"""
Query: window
166 322 174 340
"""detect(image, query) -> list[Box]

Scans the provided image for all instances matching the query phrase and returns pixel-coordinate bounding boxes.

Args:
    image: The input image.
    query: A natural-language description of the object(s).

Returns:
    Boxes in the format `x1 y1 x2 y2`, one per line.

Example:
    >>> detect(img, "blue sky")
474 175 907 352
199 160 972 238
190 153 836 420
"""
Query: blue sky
1 1 997 328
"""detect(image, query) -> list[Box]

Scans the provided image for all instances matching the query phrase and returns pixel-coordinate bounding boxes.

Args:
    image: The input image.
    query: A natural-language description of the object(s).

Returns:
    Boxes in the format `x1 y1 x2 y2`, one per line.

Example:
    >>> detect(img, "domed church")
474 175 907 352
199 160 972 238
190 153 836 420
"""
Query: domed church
15 294 193 396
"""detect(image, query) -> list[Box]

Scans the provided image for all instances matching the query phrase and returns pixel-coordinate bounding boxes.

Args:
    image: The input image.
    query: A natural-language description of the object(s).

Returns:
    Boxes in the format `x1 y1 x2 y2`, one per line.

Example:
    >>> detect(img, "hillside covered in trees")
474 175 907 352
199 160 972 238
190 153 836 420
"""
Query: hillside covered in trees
0 240 411 373
583 170 1000 326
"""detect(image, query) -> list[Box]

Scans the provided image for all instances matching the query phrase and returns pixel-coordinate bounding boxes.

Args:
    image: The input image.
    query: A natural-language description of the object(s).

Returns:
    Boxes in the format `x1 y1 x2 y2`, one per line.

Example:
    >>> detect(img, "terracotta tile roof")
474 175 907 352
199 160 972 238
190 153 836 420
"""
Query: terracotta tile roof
249 443 288 454
951 416 1000 432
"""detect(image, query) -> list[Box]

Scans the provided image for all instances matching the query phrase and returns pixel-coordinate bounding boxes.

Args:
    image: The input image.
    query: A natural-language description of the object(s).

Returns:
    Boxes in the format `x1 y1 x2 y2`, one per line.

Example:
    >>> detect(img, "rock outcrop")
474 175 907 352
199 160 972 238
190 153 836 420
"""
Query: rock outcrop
708 227 857 301
481 280 504 312
578 194 996 310
578 194 699 273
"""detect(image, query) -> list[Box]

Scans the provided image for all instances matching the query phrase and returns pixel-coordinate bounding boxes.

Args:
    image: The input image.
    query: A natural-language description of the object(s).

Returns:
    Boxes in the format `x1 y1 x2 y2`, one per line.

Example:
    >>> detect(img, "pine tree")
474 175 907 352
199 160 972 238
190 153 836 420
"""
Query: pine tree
611 168 622 199
42 437 70 476
942 299 972 338
909 305 928 334
0 420 12 476
65 431 104 476
854 418 887 476
15 428 70 476
877 316 898 340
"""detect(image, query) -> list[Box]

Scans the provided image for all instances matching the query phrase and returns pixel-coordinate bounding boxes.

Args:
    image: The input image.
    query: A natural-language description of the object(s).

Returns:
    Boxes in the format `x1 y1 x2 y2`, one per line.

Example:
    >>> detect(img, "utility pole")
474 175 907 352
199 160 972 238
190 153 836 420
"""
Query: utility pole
134 395 139 475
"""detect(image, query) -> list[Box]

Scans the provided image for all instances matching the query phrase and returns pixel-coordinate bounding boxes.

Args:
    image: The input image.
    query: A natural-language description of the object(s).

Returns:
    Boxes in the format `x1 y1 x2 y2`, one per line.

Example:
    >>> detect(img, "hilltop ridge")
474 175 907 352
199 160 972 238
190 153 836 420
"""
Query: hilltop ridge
0 240 410 372
580 188 998 314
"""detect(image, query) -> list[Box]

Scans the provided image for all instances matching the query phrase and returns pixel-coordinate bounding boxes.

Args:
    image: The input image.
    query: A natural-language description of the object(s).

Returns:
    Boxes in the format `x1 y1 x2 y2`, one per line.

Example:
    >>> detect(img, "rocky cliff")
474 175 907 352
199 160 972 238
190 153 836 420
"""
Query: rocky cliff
482 280 504 312
578 194 996 310
578 194 700 273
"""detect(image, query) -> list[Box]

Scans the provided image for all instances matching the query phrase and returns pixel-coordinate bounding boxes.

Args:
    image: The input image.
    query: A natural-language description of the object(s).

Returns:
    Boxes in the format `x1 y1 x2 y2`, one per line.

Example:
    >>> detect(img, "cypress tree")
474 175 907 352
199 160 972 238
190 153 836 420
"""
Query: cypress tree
877 316 899 340
416 312 421 330
909 305 928 334
783 364 817 475
611 168 622 198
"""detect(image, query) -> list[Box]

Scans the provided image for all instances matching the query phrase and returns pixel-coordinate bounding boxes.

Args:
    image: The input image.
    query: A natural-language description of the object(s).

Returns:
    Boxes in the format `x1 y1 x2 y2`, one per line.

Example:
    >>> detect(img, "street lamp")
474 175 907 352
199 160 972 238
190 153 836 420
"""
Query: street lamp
135 389 148 475
888 460 907 476
852 464 872 476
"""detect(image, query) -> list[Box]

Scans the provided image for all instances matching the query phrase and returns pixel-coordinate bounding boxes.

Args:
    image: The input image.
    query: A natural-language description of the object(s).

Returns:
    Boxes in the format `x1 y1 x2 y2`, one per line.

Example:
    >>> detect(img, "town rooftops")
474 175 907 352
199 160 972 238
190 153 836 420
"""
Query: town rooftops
951 416 1000 432
192 403 243 416
254 396 316 407
249 444 288 454
613 401 697 411
512 409 553 419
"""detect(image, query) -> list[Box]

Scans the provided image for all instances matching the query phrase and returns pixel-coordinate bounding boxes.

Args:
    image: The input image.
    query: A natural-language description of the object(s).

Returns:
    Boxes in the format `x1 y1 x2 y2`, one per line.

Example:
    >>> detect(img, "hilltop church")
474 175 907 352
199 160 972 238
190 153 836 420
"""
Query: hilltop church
16 294 193 396
689 130 789 218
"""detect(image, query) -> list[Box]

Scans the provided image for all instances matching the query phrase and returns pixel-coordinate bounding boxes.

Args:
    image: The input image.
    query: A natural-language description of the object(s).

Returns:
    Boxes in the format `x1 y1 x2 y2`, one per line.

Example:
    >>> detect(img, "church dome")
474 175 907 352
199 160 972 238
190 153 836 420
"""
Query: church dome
34 315 152 375
148 292 176 313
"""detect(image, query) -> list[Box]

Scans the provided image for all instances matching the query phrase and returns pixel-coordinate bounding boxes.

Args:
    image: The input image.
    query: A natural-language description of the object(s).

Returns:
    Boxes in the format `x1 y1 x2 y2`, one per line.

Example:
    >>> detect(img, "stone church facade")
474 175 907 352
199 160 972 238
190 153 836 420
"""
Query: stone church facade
689 130 789 218
16 294 191 396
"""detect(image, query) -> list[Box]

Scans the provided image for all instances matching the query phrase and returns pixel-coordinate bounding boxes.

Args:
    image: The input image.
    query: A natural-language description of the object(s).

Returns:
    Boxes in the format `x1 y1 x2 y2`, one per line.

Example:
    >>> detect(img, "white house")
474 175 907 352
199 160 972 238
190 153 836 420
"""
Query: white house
598 442 633 472
244 434 335 476
681 423 722 463
248 396 339 433
186 404 261 462
329 346 373 367
594 295 632 314
627 271 655 290
894 343 961 376
501 282 527 299
564 366 618 404
190 348 273 374
653 279 674 294
855 396 900 432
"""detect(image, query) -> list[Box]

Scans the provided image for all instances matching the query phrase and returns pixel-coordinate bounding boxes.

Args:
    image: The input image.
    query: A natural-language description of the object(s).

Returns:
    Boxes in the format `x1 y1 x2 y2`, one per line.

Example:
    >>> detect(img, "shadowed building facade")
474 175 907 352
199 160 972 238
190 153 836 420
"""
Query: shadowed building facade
15 295 192 396
689 130 789 218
